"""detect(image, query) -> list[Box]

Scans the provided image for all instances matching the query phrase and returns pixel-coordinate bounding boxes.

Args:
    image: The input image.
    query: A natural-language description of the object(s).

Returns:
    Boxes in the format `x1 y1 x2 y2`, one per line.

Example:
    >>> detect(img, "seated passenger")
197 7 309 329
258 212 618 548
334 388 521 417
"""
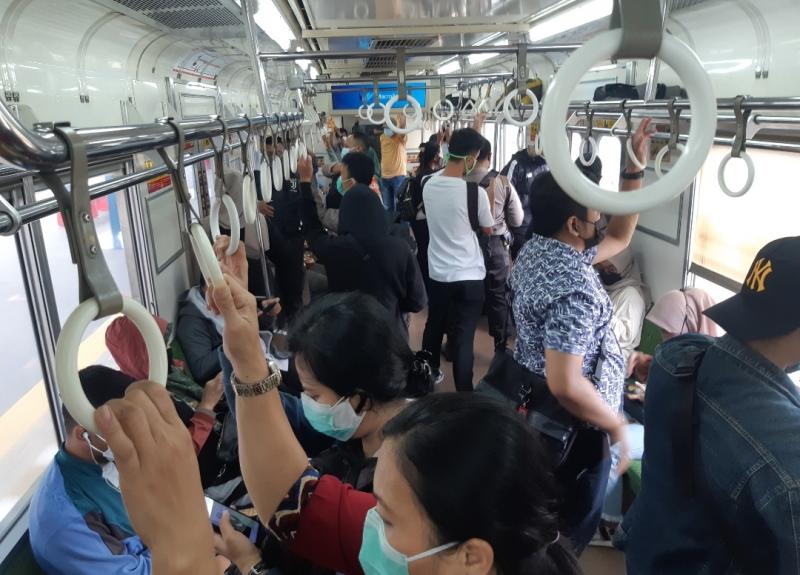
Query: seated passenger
215 291 434 572
623 236 800 574
176 282 224 383
627 287 720 385
299 155 426 338
29 366 218 575
95 308 584 575
595 247 650 364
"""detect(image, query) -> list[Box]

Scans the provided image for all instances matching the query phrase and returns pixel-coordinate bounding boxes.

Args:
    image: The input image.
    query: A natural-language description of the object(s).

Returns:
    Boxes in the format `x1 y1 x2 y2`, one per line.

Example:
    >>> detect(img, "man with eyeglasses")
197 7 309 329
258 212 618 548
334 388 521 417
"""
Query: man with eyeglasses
509 118 653 553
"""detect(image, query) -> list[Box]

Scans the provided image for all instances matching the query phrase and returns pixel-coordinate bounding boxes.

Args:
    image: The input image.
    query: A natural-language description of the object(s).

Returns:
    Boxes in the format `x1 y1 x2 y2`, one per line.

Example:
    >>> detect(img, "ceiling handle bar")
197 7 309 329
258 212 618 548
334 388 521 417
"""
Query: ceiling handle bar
610 0 663 59
40 123 169 434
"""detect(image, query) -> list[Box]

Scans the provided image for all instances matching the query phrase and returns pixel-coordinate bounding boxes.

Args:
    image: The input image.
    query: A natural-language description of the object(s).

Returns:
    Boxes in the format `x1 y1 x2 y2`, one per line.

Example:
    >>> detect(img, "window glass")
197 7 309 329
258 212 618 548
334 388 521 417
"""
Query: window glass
570 133 622 191
0 235 58 525
692 145 800 284
38 174 132 369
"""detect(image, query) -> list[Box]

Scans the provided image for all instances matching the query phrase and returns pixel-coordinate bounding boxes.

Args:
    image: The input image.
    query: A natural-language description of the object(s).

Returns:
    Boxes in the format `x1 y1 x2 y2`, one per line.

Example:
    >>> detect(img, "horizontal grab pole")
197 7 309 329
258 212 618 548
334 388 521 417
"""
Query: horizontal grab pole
565 124 800 154
567 97 800 112
0 105 303 171
303 72 513 85
0 141 244 234
260 43 581 62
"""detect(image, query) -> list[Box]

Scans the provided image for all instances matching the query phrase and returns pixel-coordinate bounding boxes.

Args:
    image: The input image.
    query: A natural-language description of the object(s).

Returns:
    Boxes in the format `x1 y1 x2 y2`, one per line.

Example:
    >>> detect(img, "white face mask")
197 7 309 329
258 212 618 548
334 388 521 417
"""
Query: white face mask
84 432 121 492
300 393 366 441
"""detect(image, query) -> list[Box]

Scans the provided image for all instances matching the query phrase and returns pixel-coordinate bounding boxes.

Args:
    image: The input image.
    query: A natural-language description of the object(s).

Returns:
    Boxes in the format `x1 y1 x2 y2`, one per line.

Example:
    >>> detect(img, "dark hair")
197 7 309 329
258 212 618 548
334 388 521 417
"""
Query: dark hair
351 133 369 151
288 292 433 405
341 151 375 186
477 136 492 162
384 393 581 575
529 172 588 238
575 155 603 185
419 142 440 175
264 136 283 146
448 128 484 158
63 365 194 432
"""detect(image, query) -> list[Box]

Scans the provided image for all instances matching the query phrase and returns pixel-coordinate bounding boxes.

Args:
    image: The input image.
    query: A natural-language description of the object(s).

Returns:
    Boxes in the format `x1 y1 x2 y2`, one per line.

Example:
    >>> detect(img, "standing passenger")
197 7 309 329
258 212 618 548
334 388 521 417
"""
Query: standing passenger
379 114 408 211
466 137 524 352
623 237 800 574
510 119 654 553
421 128 494 390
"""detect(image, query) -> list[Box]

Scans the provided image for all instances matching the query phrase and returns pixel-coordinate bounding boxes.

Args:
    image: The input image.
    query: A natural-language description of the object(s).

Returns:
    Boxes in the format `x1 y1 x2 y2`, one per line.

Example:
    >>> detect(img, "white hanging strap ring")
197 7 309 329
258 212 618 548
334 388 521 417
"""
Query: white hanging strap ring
540 30 717 215
432 99 454 122
56 297 168 434
579 136 599 167
210 194 241 256
384 95 422 134
626 137 648 171
717 152 755 198
654 143 685 178
358 104 370 121
367 102 386 125
503 88 539 128
239 114 258 226
190 222 225 287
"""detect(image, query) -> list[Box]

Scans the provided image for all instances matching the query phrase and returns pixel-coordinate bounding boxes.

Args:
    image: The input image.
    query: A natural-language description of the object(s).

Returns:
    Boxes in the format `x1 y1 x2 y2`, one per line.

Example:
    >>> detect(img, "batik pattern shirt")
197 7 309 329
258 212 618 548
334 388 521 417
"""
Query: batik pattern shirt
511 234 625 412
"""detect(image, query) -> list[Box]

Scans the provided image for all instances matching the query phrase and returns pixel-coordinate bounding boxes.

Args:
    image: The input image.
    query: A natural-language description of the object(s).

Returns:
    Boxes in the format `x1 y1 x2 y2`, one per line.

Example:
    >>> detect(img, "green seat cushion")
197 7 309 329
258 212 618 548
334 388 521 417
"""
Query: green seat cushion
638 319 662 357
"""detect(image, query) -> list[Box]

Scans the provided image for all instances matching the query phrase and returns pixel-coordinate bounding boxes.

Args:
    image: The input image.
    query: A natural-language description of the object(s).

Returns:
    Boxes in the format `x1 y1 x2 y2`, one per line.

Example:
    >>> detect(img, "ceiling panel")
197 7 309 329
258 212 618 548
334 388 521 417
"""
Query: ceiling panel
303 0 562 29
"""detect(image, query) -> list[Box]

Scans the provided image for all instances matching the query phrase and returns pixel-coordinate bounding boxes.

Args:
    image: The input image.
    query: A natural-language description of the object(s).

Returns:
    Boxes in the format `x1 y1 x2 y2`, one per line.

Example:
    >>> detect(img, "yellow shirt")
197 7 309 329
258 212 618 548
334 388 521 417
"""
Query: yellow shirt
380 133 408 179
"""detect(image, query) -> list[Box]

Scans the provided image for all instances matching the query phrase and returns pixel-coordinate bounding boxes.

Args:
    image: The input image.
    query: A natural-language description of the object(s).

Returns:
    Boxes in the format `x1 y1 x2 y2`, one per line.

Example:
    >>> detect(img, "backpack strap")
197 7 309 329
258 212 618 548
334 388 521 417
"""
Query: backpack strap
419 174 436 214
467 181 479 232
669 339 714 498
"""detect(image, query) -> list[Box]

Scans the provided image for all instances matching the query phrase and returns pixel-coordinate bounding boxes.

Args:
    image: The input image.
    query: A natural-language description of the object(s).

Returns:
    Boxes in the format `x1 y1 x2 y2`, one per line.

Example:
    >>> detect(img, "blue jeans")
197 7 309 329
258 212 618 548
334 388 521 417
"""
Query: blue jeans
602 423 645 523
382 175 407 212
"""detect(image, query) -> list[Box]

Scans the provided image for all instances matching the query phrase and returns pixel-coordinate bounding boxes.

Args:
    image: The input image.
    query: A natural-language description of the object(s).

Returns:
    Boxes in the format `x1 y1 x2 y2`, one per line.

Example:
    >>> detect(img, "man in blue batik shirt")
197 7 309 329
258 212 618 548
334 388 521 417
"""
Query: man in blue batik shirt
510 118 654 554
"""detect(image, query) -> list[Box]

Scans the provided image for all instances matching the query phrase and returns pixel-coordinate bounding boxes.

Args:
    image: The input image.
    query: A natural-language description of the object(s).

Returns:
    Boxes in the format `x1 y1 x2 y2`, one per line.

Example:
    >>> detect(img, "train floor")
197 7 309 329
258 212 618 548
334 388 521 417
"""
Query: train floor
407 310 626 575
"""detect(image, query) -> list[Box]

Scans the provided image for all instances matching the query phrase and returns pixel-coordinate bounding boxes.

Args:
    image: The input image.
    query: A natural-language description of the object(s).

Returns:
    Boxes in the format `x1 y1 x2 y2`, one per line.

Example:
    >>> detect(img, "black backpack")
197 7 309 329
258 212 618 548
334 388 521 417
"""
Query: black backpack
397 178 416 222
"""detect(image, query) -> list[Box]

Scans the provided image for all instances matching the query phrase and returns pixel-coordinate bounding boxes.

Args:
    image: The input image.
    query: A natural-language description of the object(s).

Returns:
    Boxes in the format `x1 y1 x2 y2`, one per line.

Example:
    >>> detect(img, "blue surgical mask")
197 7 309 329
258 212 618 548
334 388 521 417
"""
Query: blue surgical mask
359 508 458 575
341 147 351 158
384 128 394 137
300 393 365 441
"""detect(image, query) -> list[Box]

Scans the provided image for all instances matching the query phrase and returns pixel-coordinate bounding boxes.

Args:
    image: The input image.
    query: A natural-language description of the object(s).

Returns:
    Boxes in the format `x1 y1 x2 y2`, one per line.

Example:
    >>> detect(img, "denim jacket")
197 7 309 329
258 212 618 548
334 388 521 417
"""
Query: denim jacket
622 334 800 574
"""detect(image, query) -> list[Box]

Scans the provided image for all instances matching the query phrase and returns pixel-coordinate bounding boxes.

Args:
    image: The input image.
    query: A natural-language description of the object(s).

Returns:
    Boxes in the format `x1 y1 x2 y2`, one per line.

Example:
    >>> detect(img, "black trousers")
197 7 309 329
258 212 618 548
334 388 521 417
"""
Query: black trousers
480 235 512 350
266 225 305 328
541 428 611 555
410 220 431 295
422 279 485 392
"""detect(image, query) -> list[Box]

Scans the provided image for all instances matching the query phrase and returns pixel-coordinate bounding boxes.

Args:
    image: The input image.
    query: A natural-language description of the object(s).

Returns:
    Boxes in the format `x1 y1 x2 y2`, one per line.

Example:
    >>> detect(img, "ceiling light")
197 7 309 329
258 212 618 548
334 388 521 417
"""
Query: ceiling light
528 0 613 42
309 66 319 80
468 39 509 65
253 1 295 51
438 60 461 75
296 59 311 71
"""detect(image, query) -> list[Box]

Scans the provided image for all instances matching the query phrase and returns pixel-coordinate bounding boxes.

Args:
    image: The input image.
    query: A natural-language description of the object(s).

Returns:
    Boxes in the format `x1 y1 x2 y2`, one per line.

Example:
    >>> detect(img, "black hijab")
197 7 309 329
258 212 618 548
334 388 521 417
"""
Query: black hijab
338 184 389 255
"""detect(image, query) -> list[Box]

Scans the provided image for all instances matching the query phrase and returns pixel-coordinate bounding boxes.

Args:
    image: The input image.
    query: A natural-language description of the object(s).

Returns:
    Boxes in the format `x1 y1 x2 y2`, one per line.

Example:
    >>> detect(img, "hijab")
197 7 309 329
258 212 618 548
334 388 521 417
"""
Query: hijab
603 248 652 307
106 315 169 381
338 184 389 256
647 288 721 338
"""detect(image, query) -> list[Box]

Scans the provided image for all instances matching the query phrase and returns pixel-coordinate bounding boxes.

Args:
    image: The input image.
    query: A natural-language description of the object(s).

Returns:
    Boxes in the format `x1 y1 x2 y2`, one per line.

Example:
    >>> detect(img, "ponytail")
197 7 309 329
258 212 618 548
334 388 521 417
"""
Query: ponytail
518 539 583 575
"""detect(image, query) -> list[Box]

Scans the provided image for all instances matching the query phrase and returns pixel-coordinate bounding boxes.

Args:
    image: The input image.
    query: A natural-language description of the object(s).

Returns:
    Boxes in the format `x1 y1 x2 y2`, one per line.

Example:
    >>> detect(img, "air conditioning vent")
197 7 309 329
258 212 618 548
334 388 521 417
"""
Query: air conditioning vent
104 0 243 29
361 37 436 73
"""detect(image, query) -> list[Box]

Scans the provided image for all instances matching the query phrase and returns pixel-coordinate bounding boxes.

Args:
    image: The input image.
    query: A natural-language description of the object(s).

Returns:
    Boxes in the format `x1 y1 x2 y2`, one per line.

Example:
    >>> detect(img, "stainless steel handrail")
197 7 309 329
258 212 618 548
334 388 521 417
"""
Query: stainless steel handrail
567 97 800 112
0 103 303 170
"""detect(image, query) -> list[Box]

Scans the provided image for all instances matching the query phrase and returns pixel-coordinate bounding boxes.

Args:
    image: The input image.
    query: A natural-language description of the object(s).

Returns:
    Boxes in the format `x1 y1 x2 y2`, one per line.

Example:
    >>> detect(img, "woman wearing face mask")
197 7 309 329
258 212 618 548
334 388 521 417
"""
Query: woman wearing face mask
299 155 427 339
594 247 651 365
407 142 442 293
216 291 435 573
95 275 584 575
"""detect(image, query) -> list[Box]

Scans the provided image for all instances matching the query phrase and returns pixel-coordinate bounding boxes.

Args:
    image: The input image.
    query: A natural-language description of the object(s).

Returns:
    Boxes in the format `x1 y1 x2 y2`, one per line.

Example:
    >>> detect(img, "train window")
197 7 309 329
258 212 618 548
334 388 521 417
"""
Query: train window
0 235 58 526
692 145 800 286
37 176 132 369
570 133 623 190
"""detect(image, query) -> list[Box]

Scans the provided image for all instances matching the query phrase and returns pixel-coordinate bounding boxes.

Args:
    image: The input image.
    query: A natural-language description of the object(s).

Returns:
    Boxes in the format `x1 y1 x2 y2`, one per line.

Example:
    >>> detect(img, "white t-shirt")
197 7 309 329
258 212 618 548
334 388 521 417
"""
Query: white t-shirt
423 174 493 283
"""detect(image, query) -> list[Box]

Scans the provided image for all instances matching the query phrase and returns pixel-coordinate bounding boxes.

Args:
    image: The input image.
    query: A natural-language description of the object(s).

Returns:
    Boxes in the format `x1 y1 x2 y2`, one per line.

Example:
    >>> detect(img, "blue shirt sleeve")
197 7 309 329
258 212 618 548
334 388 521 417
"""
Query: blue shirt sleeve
543 292 598 358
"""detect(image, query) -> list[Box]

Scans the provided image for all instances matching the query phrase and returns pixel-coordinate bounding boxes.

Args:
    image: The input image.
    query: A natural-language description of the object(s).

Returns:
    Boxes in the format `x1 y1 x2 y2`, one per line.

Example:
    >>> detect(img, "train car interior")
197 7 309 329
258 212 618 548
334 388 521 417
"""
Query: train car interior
0 0 799 573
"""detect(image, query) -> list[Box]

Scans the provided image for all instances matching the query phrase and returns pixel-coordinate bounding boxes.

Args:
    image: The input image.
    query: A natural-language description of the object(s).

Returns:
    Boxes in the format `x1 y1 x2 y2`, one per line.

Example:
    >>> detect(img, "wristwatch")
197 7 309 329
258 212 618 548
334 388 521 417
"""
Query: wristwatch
248 560 268 575
232 360 282 397
621 169 645 180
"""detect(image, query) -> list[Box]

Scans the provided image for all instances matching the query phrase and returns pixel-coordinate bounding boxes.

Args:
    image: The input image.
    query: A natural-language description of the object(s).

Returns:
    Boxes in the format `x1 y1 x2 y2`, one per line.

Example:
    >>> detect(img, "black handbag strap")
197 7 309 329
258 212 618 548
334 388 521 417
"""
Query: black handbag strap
467 181 479 231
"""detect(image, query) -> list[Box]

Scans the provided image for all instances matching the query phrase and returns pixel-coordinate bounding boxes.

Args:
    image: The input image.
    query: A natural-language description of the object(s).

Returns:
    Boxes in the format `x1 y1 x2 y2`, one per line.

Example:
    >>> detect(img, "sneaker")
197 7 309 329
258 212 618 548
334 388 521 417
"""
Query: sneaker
433 369 445 385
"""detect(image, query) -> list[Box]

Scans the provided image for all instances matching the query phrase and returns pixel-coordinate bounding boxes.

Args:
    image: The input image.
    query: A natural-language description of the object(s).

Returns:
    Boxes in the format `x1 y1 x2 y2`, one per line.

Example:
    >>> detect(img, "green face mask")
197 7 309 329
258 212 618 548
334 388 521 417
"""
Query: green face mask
358 508 458 575
444 153 477 177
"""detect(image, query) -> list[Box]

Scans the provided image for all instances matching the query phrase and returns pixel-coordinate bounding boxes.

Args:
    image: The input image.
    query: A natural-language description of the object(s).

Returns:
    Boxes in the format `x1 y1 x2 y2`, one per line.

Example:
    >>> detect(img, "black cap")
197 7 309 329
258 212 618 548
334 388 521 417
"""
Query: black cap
704 236 800 341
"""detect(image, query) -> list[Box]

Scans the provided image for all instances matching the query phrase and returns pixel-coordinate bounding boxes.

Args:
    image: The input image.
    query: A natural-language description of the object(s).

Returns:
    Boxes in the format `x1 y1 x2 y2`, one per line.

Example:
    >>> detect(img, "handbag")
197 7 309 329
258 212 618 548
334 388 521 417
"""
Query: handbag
477 349 580 466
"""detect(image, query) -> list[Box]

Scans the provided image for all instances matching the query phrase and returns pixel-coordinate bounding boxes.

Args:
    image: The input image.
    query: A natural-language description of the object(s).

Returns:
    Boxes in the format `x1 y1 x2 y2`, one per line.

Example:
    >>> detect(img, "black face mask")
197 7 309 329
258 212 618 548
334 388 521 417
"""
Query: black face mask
599 270 623 286
580 219 601 251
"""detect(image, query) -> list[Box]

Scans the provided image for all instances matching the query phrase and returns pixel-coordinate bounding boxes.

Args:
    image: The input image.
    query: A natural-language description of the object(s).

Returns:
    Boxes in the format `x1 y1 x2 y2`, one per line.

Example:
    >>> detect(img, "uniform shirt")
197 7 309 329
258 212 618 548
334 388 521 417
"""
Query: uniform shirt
423 174 493 283
379 133 407 179
511 234 625 412
29 448 150 575
486 174 524 236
